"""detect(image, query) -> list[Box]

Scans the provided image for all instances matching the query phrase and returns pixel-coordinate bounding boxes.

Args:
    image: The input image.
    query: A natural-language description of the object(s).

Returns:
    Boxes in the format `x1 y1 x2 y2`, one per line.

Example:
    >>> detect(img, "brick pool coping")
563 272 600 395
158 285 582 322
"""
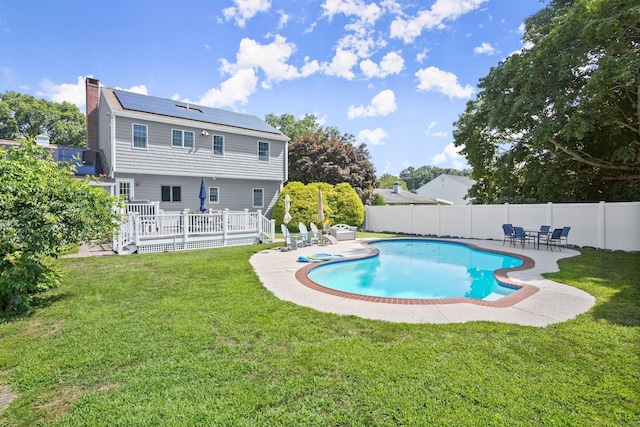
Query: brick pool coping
295 239 538 308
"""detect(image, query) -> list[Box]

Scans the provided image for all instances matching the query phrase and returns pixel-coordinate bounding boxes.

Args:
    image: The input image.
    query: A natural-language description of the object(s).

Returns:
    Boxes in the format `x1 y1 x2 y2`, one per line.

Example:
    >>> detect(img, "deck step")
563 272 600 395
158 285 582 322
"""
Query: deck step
118 243 137 255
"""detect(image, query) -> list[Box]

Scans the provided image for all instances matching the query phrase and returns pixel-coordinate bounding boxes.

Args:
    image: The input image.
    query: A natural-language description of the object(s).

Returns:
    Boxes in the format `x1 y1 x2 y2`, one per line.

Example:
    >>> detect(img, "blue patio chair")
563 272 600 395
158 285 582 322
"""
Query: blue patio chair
512 226 529 249
560 226 571 247
502 224 514 246
546 228 563 251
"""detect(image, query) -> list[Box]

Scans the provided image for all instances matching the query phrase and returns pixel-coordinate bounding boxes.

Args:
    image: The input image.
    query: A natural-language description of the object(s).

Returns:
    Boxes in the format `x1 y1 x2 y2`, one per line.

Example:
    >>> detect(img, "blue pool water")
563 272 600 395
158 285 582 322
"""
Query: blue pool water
307 240 523 301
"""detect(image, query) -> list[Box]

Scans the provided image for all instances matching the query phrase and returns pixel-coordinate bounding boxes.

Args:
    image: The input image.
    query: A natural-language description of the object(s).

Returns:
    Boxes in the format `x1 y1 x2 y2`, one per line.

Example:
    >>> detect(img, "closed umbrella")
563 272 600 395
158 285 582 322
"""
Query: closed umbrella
317 189 325 224
283 194 292 224
199 178 207 212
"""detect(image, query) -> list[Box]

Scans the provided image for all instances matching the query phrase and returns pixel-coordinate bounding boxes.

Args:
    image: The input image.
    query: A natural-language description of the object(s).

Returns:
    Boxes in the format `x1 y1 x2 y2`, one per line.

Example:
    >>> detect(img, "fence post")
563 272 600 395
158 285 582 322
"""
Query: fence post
257 209 263 238
182 209 189 244
504 202 510 225
270 219 276 242
599 201 606 249
133 212 140 247
222 209 229 245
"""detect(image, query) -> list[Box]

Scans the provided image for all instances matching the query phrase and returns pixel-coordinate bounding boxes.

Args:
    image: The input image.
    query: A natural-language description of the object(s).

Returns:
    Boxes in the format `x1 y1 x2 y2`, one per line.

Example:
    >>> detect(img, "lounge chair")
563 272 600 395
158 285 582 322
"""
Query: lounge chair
281 224 303 250
546 228 563 251
502 224 513 246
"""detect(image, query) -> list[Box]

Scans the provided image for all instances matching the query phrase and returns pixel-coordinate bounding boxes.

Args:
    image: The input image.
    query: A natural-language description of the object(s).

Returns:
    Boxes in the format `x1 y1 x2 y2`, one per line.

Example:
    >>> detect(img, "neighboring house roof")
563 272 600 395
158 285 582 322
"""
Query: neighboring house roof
373 188 437 205
444 174 476 187
107 88 286 138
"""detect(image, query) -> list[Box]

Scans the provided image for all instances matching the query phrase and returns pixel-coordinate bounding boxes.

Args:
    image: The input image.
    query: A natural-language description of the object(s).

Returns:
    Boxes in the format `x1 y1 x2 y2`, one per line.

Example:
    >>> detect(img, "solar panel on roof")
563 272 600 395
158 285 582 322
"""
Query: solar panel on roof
112 89 281 135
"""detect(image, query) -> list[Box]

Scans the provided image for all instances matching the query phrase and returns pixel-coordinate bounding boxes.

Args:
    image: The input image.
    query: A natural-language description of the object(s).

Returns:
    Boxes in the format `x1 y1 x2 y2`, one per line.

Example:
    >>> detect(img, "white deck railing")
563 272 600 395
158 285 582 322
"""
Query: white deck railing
114 207 275 254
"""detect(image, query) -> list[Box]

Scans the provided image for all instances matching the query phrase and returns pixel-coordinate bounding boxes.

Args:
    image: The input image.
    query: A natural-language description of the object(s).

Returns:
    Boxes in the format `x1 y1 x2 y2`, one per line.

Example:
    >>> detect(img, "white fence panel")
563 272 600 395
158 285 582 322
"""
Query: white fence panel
364 202 640 252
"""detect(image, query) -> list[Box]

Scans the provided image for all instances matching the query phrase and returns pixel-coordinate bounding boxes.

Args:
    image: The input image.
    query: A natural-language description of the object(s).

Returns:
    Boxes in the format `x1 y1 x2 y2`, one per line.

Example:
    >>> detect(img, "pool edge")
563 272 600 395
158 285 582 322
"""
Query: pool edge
295 238 539 307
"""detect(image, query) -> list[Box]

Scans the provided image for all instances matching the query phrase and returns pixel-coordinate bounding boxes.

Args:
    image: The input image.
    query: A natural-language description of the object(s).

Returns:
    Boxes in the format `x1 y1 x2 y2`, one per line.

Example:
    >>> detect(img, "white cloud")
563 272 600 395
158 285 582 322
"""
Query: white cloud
358 127 389 145
473 42 496 55
390 0 489 43
323 48 359 79
348 89 397 119
322 0 382 26
360 51 404 78
432 142 465 165
277 11 290 29
115 84 148 95
415 49 429 63
415 66 474 98
223 0 271 27
231 35 301 85
198 68 258 108
425 121 448 137
39 75 88 111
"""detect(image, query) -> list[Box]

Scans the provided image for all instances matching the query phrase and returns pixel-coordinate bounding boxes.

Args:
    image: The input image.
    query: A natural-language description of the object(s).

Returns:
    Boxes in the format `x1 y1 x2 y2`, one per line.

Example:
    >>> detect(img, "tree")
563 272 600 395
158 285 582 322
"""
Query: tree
272 181 365 230
0 91 86 147
265 113 378 204
0 142 119 313
378 174 408 190
453 0 640 203
399 165 471 192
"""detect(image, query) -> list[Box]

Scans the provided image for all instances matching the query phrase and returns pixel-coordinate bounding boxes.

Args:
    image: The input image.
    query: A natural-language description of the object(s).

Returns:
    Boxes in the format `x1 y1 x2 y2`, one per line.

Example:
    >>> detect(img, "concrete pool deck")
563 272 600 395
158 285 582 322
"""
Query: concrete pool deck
249 238 596 327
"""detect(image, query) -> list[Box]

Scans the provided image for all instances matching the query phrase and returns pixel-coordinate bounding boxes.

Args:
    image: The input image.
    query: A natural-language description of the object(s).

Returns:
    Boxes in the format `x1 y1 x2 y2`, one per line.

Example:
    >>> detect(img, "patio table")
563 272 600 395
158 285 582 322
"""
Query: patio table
525 229 549 250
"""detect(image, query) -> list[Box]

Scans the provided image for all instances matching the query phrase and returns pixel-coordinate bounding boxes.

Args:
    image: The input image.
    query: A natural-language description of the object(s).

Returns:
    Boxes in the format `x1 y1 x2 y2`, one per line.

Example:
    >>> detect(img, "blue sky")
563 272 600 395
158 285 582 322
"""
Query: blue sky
1 0 546 176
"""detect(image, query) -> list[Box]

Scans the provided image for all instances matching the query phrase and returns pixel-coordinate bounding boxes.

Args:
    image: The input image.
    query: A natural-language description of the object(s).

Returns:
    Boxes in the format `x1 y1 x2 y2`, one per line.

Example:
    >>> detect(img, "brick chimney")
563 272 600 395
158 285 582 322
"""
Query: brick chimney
85 77 100 150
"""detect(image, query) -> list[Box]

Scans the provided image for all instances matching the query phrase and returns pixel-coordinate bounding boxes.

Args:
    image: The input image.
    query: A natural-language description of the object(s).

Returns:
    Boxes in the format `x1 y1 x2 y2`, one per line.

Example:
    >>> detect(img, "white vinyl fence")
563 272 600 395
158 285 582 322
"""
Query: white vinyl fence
364 201 640 252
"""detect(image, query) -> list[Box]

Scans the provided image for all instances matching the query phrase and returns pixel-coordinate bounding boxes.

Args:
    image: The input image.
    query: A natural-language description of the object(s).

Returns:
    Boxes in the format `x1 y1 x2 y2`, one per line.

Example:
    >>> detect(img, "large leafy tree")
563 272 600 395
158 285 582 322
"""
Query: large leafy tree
399 165 471 192
0 142 119 314
266 113 378 204
453 0 640 203
0 91 86 147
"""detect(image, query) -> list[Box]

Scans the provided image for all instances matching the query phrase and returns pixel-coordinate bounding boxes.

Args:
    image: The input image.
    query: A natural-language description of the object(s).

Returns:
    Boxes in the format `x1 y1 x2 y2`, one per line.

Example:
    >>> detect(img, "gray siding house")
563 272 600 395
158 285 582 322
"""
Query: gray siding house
85 78 289 217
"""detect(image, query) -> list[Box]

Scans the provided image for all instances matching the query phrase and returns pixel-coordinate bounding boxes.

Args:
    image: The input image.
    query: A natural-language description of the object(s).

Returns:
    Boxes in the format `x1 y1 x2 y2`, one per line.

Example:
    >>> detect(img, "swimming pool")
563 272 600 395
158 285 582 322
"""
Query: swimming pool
306 239 524 301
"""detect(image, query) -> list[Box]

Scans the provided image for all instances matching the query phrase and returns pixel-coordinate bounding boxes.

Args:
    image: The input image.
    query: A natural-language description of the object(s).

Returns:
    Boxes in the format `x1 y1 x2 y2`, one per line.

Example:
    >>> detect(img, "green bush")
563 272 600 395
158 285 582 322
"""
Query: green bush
0 142 119 313
272 182 364 232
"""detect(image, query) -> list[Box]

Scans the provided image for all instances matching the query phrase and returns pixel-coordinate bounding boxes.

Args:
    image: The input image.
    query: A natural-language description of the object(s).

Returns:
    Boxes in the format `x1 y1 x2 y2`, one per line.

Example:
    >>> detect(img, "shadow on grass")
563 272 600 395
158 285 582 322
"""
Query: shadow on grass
548 249 640 327
0 294 70 325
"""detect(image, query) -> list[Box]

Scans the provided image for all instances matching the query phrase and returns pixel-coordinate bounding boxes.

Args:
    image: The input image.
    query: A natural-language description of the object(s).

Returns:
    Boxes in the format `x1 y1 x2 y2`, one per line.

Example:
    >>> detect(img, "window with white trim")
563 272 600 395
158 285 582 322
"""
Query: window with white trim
133 124 148 149
213 135 224 156
172 129 195 149
209 187 219 203
253 188 264 207
258 141 269 162
161 186 182 202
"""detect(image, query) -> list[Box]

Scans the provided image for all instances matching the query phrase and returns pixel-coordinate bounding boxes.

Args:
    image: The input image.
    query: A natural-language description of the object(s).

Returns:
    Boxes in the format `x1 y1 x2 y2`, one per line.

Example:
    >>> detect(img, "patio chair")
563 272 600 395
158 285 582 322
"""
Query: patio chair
308 223 321 245
502 224 514 246
512 227 530 249
537 225 551 248
281 224 302 250
546 228 563 251
560 226 571 247
298 223 313 246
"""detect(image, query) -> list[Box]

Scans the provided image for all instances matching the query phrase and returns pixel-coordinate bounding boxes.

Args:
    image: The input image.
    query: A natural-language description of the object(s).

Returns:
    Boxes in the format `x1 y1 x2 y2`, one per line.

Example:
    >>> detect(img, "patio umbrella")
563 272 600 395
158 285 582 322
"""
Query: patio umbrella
283 194 292 224
199 178 207 212
317 189 325 224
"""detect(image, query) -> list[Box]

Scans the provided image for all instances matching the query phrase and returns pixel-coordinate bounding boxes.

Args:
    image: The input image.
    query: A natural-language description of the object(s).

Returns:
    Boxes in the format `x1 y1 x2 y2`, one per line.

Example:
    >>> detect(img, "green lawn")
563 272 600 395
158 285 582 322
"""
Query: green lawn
0 243 638 426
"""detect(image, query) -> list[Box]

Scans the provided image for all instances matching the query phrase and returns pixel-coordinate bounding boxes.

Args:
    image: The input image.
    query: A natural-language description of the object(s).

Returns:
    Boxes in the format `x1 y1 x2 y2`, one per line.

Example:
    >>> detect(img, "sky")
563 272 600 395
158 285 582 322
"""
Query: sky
0 0 547 176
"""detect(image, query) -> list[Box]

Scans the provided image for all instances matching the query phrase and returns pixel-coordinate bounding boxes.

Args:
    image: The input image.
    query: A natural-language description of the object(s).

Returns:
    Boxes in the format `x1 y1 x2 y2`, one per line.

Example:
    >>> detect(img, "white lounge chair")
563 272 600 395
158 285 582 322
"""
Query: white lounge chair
308 223 321 244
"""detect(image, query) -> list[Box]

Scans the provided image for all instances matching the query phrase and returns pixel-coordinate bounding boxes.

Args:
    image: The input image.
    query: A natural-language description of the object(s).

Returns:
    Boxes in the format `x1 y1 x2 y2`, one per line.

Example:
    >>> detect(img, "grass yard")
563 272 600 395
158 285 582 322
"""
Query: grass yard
0 242 638 426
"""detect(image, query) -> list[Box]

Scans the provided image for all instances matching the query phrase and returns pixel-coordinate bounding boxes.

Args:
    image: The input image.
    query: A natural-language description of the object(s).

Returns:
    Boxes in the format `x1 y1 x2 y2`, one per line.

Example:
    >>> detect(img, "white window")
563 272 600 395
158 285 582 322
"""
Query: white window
172 129 195 149
213 135 224 156
209 187 219 203
116 178 134 201
253 188 264 207
133 124 148 149
258 141 269 162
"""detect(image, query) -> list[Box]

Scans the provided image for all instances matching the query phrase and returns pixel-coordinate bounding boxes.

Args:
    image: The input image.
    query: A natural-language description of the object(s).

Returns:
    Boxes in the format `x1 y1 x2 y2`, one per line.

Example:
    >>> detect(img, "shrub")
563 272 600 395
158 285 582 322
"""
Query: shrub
0 142 119 313
272 182 364 231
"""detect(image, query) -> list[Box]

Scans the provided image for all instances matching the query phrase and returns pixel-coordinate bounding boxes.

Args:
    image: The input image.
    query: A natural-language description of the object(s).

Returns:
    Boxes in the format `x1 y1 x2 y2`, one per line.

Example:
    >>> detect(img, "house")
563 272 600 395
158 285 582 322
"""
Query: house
373 183 436 205
415 174 476 205
85 77 289 217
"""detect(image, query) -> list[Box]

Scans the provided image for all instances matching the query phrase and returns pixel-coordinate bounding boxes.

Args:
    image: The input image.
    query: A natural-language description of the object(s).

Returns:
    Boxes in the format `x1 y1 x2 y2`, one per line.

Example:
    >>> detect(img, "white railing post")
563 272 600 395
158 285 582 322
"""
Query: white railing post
133 213 140 247
270 219 276 242
182 209 189 244
257 209 263 238
222 209 229 244
244 208 250 230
